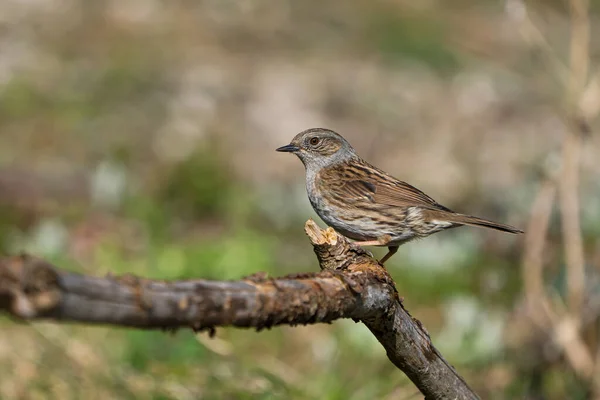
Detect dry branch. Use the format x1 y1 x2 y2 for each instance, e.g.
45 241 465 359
0 219 479 400
514 0 600 396
562 0 589 319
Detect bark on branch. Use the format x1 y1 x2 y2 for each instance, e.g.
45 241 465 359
0 219 479 400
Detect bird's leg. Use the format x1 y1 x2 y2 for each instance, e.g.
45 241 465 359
353 234 392 247
379 245 399 264
353 236 397 264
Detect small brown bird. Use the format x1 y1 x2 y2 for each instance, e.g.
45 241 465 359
277 128 523 264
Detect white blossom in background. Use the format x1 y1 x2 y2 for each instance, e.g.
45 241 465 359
90 160 128 210
29 218 69 256
437 295 506 361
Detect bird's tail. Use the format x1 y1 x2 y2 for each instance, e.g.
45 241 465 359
447 214 523 234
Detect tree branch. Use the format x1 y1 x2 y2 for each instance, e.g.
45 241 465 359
0 219 479 400
561 0 589 320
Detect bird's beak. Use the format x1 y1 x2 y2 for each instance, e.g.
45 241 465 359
276 144 300 153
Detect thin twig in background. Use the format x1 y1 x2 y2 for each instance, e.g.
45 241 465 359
561 0 589 319
566 1 600 392
521 177 556 325
515 1 570 87
522 173 555 298
559 129 585 314
517 0 598 393
545 304 595 379
595 347 600 399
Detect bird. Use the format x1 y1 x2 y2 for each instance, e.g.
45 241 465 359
276 128 523 264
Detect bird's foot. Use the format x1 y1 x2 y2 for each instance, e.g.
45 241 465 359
379 245 399 264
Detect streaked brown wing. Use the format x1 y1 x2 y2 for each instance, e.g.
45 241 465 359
372 181 449 209
318 159 453 212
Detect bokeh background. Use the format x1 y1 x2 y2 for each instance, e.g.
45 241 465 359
1 0 599 399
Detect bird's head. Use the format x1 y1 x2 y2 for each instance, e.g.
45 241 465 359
276 128 356 169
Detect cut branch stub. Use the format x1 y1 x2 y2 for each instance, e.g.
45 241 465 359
304 219 376 271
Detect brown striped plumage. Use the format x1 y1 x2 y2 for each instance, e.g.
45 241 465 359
276 128 523 264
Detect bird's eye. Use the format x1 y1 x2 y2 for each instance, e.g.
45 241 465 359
309 137 320 146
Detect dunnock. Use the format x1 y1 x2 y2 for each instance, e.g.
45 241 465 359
277 128 522 264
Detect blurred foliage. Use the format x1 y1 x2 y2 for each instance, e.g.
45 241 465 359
367 11 460 73
0 205 25 253
159 147 233 222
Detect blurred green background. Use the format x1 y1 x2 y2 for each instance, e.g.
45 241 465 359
1 0 599 399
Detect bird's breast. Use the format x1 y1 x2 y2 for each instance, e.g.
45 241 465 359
306 176 379 242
